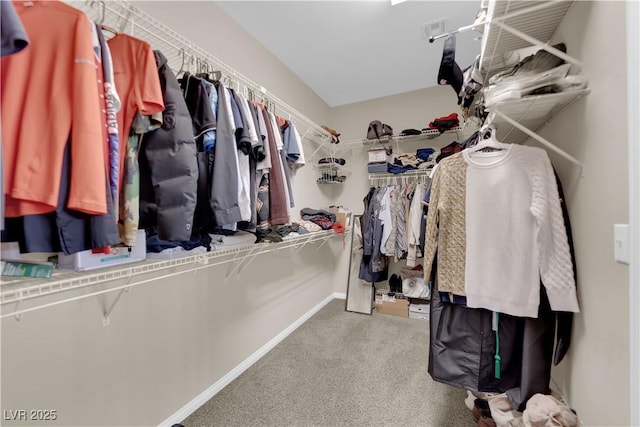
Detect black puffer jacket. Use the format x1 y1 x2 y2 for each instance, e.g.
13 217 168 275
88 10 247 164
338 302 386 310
139 50 198 241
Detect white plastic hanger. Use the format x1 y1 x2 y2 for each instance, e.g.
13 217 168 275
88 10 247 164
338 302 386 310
467 124 511 153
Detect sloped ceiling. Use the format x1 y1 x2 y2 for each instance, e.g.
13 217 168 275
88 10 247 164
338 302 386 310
216 0 483 107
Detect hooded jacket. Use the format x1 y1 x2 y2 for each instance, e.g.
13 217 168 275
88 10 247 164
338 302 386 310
139 50 198 241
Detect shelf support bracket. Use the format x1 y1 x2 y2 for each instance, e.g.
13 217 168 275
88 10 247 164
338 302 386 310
236 251 262 279
315 238 330 252
103 275 133 326
13 300 22 322
293 235 314 254
225 246 258 281
492 108 584 168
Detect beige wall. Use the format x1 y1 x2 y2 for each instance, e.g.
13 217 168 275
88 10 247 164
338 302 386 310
534 2 629 426
0 1 633 426
0 2 347 426
0 248 345 426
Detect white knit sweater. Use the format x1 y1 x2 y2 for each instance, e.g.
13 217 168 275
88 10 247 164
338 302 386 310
423 145 579 318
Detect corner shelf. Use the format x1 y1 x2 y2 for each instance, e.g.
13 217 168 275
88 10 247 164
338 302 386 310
479 0 587 168
488 88 590 144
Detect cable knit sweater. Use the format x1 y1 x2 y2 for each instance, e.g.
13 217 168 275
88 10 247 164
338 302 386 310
423 145 579 318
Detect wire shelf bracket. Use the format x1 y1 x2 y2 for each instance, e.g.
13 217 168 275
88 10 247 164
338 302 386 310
491 107 583 168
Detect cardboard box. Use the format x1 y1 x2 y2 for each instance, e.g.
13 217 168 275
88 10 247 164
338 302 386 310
375 294 409 317
58 230 146 272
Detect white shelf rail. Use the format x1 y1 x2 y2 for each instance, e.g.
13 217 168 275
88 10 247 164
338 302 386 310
340 127 464 148
368 170 432 186
67 0 333 146
0 230 349 321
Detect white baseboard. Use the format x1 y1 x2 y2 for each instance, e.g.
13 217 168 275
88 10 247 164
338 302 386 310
158 292 343 426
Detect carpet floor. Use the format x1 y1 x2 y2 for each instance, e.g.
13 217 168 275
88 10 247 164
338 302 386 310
182 298 474 427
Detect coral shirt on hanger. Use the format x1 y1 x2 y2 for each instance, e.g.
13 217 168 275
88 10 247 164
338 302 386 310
1 0 107 217
107 33 164 194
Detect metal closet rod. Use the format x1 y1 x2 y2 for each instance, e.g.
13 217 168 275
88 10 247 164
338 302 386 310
84 0 330 140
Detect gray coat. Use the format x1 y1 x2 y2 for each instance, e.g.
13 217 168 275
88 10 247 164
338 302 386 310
139 50 198 241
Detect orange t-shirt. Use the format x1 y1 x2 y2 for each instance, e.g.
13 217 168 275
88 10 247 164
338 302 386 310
107 33 164 193
1 0 107 217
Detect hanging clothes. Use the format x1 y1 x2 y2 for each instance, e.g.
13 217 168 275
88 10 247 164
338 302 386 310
210 81 243 226
107 33 164 206
232 90 260 230
406 183 427 267
122 111 162 246
180 72 216 147
425 144 579 411
1 10 121 254
359 187 388 283
2 1 107 217
258 104 289 226
423 145 579 317
137 50 198 242
0 0 29 230
229 88 253 223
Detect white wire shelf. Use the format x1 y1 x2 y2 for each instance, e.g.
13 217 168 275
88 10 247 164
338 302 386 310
487 89 590 162
65 0 333 145
476 0 587 167
339 127 463 148
368 169 432 185
365 127 463 144
480 1 574 78
0 229 348 319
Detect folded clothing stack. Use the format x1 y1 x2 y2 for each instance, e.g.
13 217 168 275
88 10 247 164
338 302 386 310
427 113 460 134
210 230 257 250
300 208 336 230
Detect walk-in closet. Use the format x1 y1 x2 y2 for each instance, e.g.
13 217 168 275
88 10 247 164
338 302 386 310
1 1 638 426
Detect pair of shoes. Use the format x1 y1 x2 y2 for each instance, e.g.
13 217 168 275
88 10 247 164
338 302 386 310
322 125 341 144
389 274 402 294
472 399 496 427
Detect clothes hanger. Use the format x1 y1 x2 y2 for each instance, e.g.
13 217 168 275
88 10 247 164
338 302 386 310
176 48 187 77
467 124 511 153
96 1 118 35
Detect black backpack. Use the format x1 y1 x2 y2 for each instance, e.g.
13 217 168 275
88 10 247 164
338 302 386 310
367 120 393 140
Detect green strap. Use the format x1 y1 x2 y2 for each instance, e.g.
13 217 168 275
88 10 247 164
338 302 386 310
493 312 501 379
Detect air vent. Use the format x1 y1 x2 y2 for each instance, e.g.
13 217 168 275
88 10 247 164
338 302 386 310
423 18 447 39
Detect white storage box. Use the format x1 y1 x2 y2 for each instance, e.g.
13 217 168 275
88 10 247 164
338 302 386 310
58 230 146 272
409 311 429 321
409 303 430 321
368 148 387 163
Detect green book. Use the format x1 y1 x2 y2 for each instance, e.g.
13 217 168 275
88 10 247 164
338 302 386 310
1 259 54 278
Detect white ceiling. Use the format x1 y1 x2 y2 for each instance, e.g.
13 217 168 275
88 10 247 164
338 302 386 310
216 0 483 107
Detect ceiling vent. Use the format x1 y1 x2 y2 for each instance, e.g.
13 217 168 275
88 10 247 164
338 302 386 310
423 18 447 40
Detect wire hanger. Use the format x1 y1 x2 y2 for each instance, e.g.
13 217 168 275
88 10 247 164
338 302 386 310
176 48 187 77
95 1 118 35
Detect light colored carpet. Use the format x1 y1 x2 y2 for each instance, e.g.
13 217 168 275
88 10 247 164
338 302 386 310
182 298 474 427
